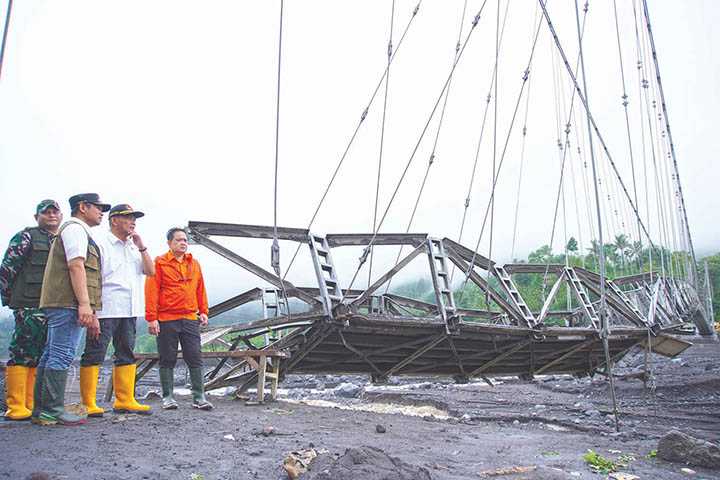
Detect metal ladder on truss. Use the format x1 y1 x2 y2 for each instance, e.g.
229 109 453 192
607 279 648 326
565 267 600 329
493 265 536 327
262 287 288 343
426 238 459 332
308 234 342 319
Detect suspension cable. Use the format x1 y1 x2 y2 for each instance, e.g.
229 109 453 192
271 0 284 268
368 0 397 288
283 1 422 279
386 0 480 293
542 6 589 292
485 0 501 307
0 0 13 81
631 0 653 279
451 0 512 285
538 0 656 257
510 59 533 261
456 7 546 306
343 0 491 297
572 0 619 432
270 0 291 318
612 0 642 246
641 0 698 287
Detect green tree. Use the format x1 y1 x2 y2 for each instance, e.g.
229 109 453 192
566 237 578 254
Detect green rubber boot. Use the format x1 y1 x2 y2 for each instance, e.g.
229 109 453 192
159 368 178 410
30 366 45 422
189 368 213 411
35 369 86 426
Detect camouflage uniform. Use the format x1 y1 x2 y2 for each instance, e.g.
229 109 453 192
1 229 54 367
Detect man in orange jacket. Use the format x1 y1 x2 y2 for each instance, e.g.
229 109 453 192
145 227 212 410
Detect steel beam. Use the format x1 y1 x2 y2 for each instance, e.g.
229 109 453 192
446 247 525 324
188 221 309 242
189 230 321 308
349 244 426 309
326 232 428 247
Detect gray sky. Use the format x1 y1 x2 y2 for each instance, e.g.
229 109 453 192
0 1 717 302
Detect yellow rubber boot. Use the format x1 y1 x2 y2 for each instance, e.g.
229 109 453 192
113 364 151 415
4 365 31 421
25 367 37 413
80 365 105 417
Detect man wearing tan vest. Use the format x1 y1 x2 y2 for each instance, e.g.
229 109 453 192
34 193 110 426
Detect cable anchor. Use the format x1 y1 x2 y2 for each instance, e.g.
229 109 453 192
271 238 281 278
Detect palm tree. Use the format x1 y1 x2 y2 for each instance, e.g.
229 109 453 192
614 234 630 274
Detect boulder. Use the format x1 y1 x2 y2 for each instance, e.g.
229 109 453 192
304 446 432 480
334 382 362 399
657 430 720 469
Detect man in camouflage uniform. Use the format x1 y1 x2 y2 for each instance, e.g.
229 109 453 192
1 199 62 420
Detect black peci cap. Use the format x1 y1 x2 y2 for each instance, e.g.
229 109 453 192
68 193 111 212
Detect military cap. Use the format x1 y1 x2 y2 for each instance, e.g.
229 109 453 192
108 204 145 219
36 199 60 214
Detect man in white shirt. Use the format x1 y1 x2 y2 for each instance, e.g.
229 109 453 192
79 204 155 416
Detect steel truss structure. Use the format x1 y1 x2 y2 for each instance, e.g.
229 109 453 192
187 221 708 394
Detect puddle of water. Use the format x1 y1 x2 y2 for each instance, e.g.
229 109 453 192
283 398 451 420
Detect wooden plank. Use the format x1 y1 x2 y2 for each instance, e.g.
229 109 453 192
534 339 596 374
134 350 289 360
383 334 447 377
257 355 267 403
467 339 533 376
270 359 280 400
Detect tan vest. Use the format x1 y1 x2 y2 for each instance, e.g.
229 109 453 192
39 220 102 310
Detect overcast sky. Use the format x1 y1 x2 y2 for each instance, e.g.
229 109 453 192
0 1 717 303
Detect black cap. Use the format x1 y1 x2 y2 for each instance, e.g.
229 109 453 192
68 193 111 212
108 204 145 219
36 199 60 214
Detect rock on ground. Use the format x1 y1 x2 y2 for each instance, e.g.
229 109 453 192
302 446 432 480
657 430 720 469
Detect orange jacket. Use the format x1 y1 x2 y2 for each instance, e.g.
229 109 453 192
145 251 209 322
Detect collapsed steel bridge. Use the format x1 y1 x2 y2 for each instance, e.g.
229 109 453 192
187 221 708 393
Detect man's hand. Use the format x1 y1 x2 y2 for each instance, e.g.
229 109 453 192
129 232 145 250
199 313 209 327
78 304 94 328
148 320 160 336
87 314 101 340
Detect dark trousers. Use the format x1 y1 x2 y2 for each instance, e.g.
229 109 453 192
156 319 202 369
80 317 137 366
